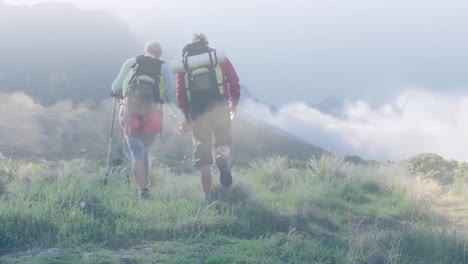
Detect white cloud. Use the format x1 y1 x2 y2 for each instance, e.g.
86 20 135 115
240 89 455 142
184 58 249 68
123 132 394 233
240 89 468 162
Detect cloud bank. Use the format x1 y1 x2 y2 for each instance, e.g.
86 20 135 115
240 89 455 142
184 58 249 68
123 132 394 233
240 89 468 162
2 89 468 162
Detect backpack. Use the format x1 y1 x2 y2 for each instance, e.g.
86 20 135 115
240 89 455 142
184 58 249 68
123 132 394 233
182 43 224 102
124 55 164 115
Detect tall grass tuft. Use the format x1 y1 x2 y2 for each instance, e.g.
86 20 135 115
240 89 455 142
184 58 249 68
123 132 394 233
249 157 294 192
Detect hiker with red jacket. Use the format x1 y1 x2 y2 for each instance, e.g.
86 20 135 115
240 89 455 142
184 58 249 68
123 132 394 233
176 33 241 201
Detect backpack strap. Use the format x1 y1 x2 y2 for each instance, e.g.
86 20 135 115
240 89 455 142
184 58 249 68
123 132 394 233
126 58 140 90
208 50 214 65
182 55 193 102
207 51 223 94
213 50 219 64
209 50 225 93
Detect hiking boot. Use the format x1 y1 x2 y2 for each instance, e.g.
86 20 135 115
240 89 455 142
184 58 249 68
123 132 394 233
138 188 150 200
216 155 232 187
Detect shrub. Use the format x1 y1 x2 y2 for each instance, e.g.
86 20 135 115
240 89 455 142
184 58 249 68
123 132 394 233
403 153 456 185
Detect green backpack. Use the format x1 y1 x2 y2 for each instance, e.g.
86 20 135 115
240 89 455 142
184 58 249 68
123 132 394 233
182 43 224 102
123 55 164 114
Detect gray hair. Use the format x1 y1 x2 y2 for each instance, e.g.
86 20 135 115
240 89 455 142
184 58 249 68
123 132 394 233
192 33 208 45
144 41 162 56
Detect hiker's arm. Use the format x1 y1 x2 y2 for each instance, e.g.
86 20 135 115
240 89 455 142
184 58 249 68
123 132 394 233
176 72 190 121
161 63 186 124
111 58 135 95
220 59 241 107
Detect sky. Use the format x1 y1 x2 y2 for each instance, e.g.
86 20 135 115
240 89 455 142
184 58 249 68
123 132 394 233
6 0 468 106
4 0 468 161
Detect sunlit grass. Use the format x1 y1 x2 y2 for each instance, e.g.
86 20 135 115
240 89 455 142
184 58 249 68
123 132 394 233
0 157 467 263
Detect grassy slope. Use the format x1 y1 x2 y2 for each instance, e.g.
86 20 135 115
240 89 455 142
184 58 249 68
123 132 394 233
0 157 467 264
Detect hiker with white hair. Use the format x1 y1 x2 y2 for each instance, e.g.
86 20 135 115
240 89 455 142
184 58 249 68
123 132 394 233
111 40 185 199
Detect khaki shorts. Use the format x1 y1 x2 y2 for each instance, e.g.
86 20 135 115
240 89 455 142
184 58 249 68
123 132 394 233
191 103 231 168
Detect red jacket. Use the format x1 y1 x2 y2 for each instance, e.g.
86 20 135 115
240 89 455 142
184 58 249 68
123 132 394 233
176 58 240 120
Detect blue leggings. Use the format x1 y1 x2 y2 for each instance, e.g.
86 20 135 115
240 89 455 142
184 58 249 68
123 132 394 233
126 135 157 164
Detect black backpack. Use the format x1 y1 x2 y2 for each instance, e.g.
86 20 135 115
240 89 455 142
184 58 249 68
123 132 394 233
182 42 223 99
125 55 164 114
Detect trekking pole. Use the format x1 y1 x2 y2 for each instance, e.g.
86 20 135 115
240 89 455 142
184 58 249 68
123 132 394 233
104 97 118 185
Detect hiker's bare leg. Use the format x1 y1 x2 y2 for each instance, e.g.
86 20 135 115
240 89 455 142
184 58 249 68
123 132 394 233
214 144 232 187
215 145 231 162
144 151 150 178
191 113 214 199
133 160 147 189
212 104 233 187
199 164 212 199
126 137 148 191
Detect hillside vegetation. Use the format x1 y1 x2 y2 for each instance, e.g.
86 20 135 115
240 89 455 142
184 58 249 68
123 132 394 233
0 93 326 165
0 2 137 105
0 155 467 263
